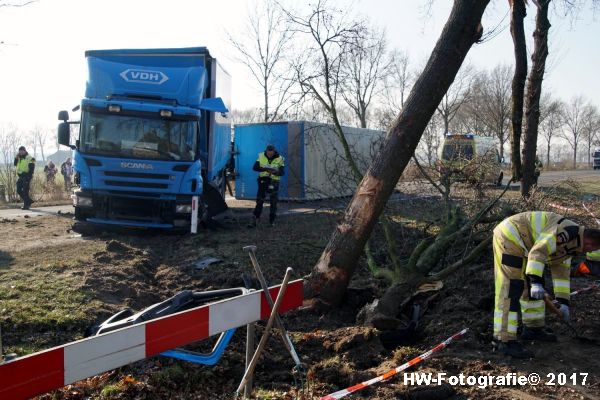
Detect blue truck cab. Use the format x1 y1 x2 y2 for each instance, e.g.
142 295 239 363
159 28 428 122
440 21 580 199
57 47 231 229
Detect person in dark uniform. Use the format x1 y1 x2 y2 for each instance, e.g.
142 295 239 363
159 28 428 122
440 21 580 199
14 146 36 210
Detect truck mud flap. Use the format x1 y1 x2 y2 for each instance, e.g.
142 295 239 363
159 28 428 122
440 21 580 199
202 183 228 218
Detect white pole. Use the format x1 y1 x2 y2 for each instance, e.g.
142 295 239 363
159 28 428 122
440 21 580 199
191 196 198 234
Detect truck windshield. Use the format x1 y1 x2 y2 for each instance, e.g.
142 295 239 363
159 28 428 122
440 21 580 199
442 143 474 161
81 111 196 161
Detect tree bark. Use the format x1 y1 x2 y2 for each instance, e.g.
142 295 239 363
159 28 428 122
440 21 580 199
521 1 551 197
305 0 490 306
509 0 527 181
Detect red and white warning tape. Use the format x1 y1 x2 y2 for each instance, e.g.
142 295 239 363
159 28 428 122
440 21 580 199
548 202 576 213
582 202 600 227
0 280 303 400
571 282 599 296
320 328 468 400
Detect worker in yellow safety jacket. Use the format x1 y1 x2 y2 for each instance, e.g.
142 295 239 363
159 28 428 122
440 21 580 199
248 144 285 227
13 146 36 210
493 211 600 358
574 249 600 276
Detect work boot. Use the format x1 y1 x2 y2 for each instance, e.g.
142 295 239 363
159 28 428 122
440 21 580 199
21 204 29 210
521 326 557 342
495 340 534 359
247 217 258 228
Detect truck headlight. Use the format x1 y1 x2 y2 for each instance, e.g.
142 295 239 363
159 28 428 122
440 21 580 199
176 204 192 213
73 195 93 207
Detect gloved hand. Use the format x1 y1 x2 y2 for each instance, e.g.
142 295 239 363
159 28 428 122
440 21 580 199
558 303 570 322
530 283 545 300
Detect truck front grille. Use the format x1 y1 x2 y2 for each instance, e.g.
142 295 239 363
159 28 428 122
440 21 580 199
102 170 173 191
104 171 171 180
105 180 169 189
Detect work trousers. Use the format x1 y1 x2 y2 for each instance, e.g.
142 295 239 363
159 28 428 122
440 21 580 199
252 177 279 224
16 174 32 205
493 232 546 342
63 174 71 191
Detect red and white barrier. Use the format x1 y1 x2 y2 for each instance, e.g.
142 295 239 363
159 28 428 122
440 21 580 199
0 279 303 400
320 328 468 400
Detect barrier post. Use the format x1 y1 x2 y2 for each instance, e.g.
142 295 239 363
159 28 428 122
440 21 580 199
191 196 199 234
244 322 255 398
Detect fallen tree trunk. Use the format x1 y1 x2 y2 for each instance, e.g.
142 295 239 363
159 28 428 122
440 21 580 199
305 0 490 307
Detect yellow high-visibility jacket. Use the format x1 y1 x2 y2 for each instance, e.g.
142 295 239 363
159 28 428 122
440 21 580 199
494 211 583 301
256 152 285 181
15 154 35 176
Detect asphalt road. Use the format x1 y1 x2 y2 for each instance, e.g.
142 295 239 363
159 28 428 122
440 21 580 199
0 204 74 219
1 169 597 219
498 168 599 187
537 169 599 184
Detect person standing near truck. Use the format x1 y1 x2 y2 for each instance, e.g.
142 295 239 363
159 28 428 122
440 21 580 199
248 144 285 227
44 160 58 184
14 146 35 210
61 158 73 191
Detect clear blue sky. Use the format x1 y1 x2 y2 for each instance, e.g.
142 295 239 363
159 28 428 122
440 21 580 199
0 0 598 131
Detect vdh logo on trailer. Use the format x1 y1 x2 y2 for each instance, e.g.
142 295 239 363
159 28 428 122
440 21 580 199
120 69 169 84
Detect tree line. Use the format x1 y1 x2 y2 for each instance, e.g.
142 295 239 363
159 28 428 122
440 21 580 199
228 0 600 171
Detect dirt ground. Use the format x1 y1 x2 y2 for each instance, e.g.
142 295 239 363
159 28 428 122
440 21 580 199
1 195 600 400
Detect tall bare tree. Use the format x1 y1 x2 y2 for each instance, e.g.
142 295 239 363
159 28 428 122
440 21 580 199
581 104 600 167
379 50 413 120
539 97 563 167
30 125 49 162
451 72 486 136
521 0 552 196
418 113 443 166
561 95 588 169
509 0 528 180
0 123 20 201
227 0 295 122
479 64 512 159
341 27 389 129
286 0 365 181
305 0 490 306
436 65 475 134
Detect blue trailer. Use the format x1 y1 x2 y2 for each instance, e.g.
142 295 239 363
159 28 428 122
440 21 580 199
234 121 385 201
57 47 231 229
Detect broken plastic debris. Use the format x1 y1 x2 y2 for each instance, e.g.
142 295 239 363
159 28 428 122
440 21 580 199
195 257 222 270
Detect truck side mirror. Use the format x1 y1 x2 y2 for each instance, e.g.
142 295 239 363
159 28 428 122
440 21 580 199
57 122 72 148
58 110 70 121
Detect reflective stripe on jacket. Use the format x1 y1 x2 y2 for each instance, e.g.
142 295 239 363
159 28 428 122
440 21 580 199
586 249 600 261
15 155 35 176
494 211 582 301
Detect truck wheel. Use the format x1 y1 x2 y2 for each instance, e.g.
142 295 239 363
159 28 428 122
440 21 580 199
496 171 504 187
